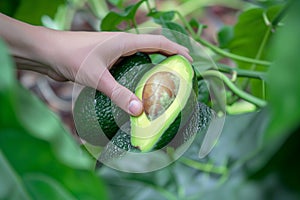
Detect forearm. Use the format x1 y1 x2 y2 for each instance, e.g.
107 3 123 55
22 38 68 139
0 13 54 73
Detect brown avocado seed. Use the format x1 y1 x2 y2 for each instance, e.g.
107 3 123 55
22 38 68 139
142 72 179 120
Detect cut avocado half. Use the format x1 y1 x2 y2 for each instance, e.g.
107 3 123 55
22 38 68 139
130 55 195 152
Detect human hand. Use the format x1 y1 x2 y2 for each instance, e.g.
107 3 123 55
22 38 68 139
36 30 192 116
0 14 192 116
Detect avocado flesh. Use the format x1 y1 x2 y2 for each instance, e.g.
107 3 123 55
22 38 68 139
131 55 195 152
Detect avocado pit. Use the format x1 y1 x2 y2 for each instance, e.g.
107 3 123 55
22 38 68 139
142 72 179 120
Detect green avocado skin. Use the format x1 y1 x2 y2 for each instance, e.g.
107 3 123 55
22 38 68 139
109 102 211 152
152 73 198 150
76 53 210 152
94 53 151 140
110 66 204 152
74 53 151 145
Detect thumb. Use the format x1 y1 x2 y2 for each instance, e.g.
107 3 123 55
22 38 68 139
98 70 143 116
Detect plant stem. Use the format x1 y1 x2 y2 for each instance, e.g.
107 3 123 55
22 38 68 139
179 157 228 176
240 12 272 97
201 70 267 107
175 12 271 66
132 19 140 34
197 37 271 66
145 0 152 12
176 11 196 38
216 63 267 80
272 0 295 27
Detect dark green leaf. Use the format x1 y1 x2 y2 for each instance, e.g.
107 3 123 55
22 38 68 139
13 0 64 25
197 79 210 105
100 11 125 31
0 128 107 199
24 174 77 200
189 18 207 36
123 0 146 20
0 43 107 199
148 10 175 24
217 25 234 48
0 39 18 128
0 152 30 200
266 0 300 143
0 0 21 16
101 0 146 31
189 18 200 29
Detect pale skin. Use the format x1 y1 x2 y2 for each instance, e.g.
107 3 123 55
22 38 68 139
0 13 192 116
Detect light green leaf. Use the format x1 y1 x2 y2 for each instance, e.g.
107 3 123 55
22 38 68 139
108 0 124 9
0 39 15 92
15 83 92 169
226 6 281 98
0 42 107 199
161 21 191 48
24 174 77 200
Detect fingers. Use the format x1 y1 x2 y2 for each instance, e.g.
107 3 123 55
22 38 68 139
119 33 193 62
97 69 143 116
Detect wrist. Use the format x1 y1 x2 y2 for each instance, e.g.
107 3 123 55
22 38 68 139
0 14 57 74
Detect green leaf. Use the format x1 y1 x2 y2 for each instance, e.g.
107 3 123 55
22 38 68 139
217 25 234 48
161 21 191 48
266 0 300 142
100 11 126 31
189 18 207 36
124 0 146 20
98 109 297 199
0 151 30 200
0 39 15 92
24 174 77 200
0 39 18 128
15 85 92 169
0 128 107 199
0 0 21 16
226 6 281 98
0 43 107 199
197 79 210 105
148 10 176 24
13 0 65 25
101 0 146 31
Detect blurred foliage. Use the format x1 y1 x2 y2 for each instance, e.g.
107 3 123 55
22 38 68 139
1 0 300 199
225 6 281 98
0 0 65 25
0 40 107 199
95 0 300 199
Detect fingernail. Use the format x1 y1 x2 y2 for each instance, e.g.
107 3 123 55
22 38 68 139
129 100 143 116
